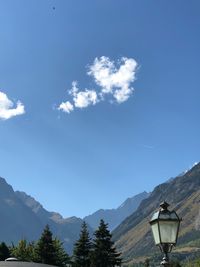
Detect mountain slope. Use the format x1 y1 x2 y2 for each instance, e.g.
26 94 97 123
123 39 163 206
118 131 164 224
0 178 91 254
112 163 200 263
0 178 43 243
84 192 149 230
15 191 93 253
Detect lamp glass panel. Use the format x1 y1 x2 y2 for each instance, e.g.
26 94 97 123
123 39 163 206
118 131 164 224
159 221 179 243
151 222 160 245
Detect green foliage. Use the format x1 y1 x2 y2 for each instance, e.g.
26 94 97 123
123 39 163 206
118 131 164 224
34 225 56 265
183 258 200 267
10 239 35 262
9 225 70 266
34 224 70 266
90 219 122 267
0 242 10 261
169 260 182 267
53 238 71 267
73 221 92 267
178 231 200 247
180 238 200 248
0 221 123 267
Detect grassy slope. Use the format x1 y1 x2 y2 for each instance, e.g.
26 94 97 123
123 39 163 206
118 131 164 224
113 164 200 264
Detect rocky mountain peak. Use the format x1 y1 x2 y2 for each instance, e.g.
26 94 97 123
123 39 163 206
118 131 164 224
15 191 44 214
0 177 14 198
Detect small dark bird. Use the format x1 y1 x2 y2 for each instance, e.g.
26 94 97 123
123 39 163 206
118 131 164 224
53 6 55 10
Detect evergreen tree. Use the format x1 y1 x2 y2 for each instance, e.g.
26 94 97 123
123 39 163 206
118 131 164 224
0 242 10 261
90 219 122 267
144 258 150 267
73 221 92 267
53 238 71 267
10 239 35 262
35 225 70 266
35 225 56 265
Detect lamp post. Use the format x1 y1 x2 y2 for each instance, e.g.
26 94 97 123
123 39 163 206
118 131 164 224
149 202 181 266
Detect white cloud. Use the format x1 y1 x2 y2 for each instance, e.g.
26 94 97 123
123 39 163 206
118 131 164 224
0 91 25 120
74 90 98 108
58 82 98 113
114 86 133 103
58 101 74 113
88 56 137 103
69 81 98 108
58 56 138 113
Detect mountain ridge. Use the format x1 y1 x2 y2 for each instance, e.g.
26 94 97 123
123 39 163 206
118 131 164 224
84 191 150 230
0 176 149 255
0 178 90 254
1 162 199 262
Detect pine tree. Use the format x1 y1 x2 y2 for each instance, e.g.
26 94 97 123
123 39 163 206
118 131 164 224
90 219 122 267
35 225 70 266
53 238 71 267
10 239 35 262
73 221 92 267
35 225 56 265
0 242 10 261
144 258 150 267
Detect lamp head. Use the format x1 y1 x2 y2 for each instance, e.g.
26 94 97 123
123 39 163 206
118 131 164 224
149 202 181 249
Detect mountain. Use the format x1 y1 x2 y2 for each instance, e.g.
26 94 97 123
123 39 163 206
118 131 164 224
0 178 42 243
0 176 149 255
84 191 150 230
112 163 200 264
14 191 94 254
0 178 92 254
2 162 200 263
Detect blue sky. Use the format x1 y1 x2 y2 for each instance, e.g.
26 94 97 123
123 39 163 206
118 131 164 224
0 0 200 218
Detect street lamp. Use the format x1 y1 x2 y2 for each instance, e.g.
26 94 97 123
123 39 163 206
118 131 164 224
149 201 181 266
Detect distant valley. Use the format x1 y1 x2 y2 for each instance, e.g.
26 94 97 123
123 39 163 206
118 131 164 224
0 177 147 254
0 162 200 263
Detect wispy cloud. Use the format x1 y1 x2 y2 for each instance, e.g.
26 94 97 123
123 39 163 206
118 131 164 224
140 144 154 149
58 56 138 113
0 91 25 120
